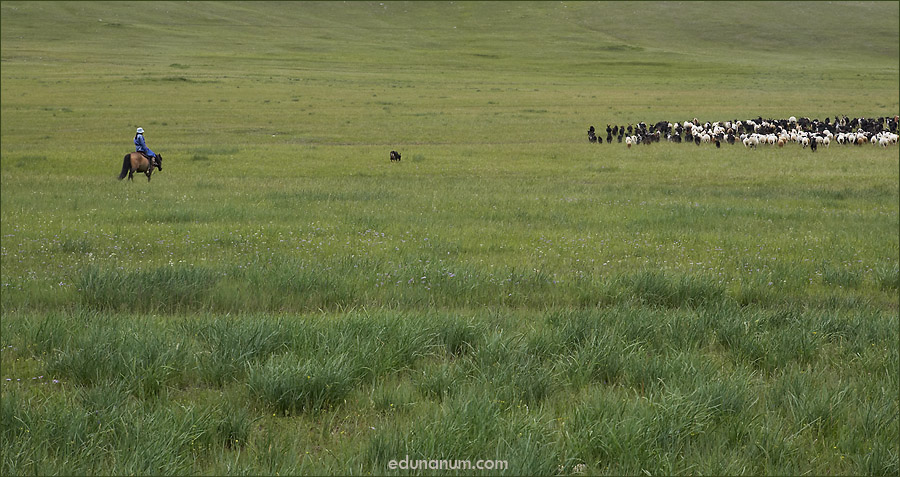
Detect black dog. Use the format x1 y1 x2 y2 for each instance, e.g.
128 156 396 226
390 150 401 162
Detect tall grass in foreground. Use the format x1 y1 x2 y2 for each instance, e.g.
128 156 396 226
248 352 359 416
2 306 896 475
1 381 256 475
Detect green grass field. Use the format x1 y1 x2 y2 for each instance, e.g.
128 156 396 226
2 1 898 475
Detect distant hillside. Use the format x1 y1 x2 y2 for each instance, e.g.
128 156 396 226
2 1 897 72
1 1 897 142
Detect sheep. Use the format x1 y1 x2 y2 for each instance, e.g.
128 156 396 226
878 133 896 147
712 125 725 138
592 115 899 149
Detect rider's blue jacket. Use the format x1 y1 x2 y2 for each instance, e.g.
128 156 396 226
134 134 156 157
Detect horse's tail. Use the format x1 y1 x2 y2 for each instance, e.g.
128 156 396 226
118 153 130 180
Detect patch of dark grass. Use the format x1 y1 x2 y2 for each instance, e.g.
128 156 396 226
619 269 727 308
13 155 47 168
873 263 899 291
186 315 293 385
77 265 220 312
59 237 92 254
248 352 357 415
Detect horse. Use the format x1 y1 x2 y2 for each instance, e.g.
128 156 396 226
118 152 162 181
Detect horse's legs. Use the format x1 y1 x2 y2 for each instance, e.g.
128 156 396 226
128 169 134 181
146 171 152 182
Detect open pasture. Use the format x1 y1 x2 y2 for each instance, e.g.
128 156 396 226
2 2 898 475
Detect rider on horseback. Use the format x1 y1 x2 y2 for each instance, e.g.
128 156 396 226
134 127 158 167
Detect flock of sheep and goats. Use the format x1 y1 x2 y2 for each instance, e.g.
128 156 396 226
588 115 899 150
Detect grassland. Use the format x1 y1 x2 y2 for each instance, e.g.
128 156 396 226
2 1 899 475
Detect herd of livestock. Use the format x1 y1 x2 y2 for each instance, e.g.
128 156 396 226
588 115 900 150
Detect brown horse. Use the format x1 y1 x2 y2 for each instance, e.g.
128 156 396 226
118 152 163 181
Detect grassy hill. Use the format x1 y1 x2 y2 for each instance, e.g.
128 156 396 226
2 1 898 149
4 2 898 66
1 2 898 475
